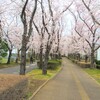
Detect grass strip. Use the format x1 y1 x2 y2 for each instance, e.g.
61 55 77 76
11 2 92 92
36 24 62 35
84 68 100 84
26 66 61 99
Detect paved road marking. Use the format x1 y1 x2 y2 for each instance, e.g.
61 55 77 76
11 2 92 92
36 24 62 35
70 66 90 100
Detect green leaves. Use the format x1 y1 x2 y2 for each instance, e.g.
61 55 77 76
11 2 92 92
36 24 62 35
0 39 8 57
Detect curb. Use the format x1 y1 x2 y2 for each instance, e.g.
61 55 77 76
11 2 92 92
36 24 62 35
28 67 63 100
69 58 100 86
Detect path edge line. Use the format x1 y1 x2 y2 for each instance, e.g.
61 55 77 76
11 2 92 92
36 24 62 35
69 58 100 86
28 67 63 100
82 69 100 86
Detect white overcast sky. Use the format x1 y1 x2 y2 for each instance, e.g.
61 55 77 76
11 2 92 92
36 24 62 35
0 0 75 35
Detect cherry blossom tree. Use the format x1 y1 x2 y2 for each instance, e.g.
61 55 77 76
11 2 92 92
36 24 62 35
41 0 74 74
31 0 74 74
10 26 22 63
19 0 38 75
81 0 100 26
1 20 14 64
68 0 100 67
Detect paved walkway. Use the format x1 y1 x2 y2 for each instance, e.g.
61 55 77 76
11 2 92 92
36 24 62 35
0 62 37 74
32 58 100 100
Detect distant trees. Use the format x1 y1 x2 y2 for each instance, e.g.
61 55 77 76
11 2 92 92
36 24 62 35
35 0 73 74
77 0 100 68
0 0 100 74
0 20 8 63
0 40 8 62
68 0 100 68
31 0 74 74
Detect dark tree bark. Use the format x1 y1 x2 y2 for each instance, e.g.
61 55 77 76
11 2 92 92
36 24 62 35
91 53 95 68
56 22 62 59
90 45 95 68
7 49 12 64
20 0 37 75
42 45 50 75
30 50 35 62
33 21 44 69
15 49 20 63
85 55 88 63
39 44 43 69
40 0 73 74
78 53 81 61
20 35 27 75
41 0 54 75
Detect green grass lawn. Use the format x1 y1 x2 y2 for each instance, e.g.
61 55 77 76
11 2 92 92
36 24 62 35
84 68 100 84
1 58 7 63
25 66 62 99
0 58 19 69
0 58 31 69
0 62 19 69
27 66 61 80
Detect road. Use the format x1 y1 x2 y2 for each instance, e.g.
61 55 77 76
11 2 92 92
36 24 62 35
32 58 100 100
0 62 37 74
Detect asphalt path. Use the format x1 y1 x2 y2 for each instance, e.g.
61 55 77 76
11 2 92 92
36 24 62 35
32 58 100 100
0 62 37 74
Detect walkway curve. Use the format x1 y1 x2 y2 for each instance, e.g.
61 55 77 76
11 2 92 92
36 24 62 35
32 58 100 100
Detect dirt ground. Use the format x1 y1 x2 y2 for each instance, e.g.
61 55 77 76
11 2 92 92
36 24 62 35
24 78 46 99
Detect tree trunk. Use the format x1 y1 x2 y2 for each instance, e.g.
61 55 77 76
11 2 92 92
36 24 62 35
42 46 49 75
20 36 27 75
85 55 88 63
35 53 39 60
39 44 43 69
90 52 95 68
42 54 48 75
58 52 61 59
78 54 81 61
90 41 95 68
7 49 12 64
33 51 35 61
16 50 20 63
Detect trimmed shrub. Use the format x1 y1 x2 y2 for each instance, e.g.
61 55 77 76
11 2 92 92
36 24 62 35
37 59 62 70
71 59 91 68
48 60 61 69
95 60 100 65
95 60 100 69
78 63 90 68
26 58 30 62
96 65 100 69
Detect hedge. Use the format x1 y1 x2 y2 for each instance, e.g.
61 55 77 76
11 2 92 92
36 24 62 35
37 59 62 70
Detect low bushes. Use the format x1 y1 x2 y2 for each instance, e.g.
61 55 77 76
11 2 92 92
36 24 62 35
26 65 62 99
0 74 28 100
95 60 100 69
96 65 100 69
78 62 91 68
48 59 62 69
37 59 62 70
70 59 100 69
95 60 100 65
70 59 91 68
